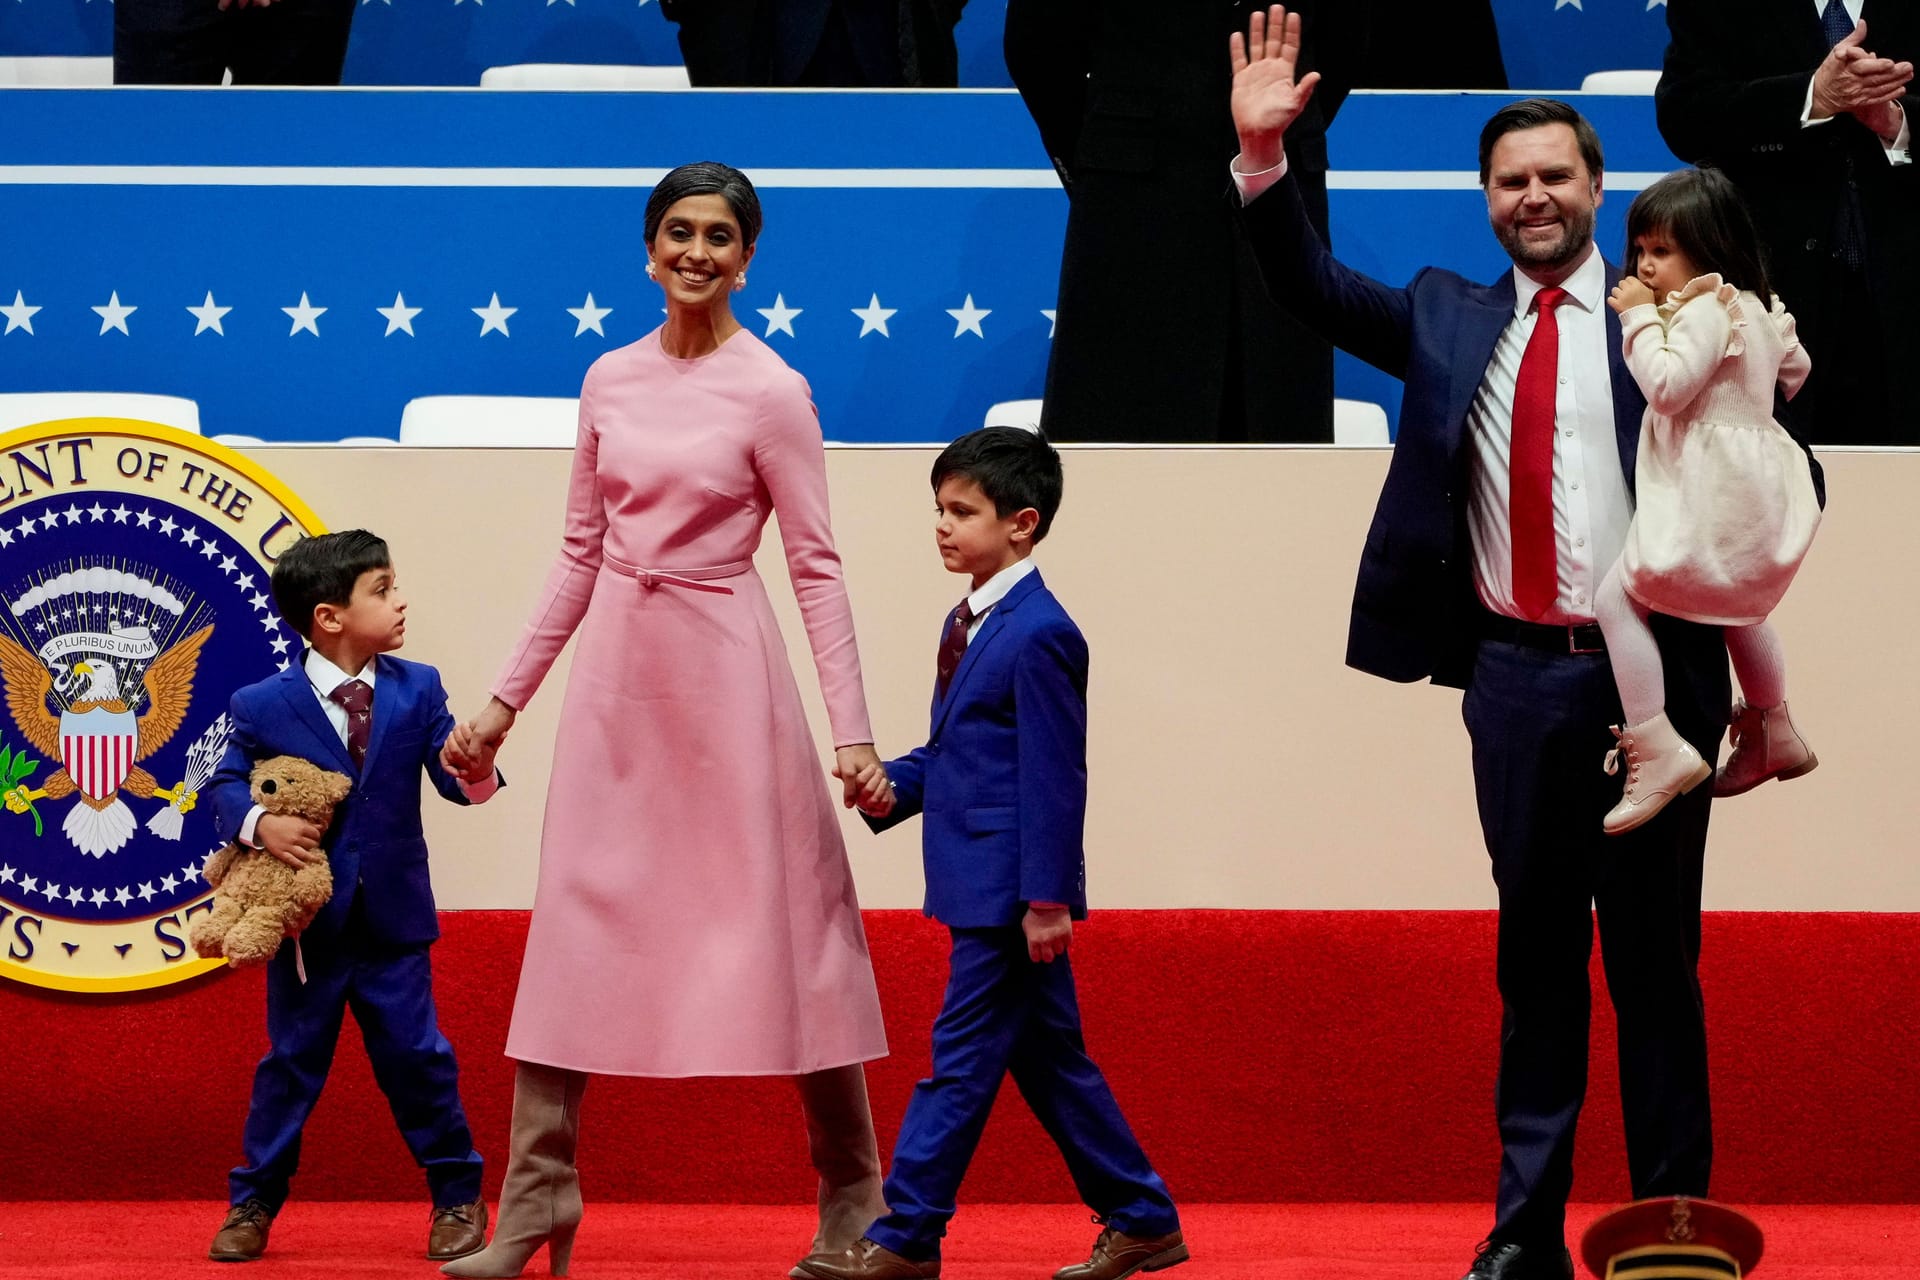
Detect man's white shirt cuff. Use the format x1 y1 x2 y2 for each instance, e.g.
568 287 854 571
1230 151 1289 203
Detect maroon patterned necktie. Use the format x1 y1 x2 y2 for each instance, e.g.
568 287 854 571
328 679 373 768
934 598 975 703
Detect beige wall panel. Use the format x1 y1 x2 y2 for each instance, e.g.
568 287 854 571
238 445 1920 912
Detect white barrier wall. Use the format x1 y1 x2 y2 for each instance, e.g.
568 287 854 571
235 445 1920 912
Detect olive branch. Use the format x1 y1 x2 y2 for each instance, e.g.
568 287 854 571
0 739 44 838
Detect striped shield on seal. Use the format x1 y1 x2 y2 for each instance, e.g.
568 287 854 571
59 708 139 801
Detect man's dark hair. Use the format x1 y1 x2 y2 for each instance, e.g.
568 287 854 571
270 530 391 640
930 428 1064 544
643 161 764 250
1478 98 1605 186
1625 165 1775 310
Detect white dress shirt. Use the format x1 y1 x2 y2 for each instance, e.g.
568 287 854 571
1803 0 1912 164
240 649 498 846
1464 248 1632 625
963 557 1038 642
1231 156 1632 626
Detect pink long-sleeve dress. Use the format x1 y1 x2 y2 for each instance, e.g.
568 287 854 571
490 328 887 1077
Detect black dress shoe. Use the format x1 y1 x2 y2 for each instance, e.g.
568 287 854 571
1462 1239 1575 1280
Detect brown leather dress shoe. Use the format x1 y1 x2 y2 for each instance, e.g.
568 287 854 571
1052 1227 1189 1280
427 1199 489 1260
209 1199 274 1262
796 1237 941 1280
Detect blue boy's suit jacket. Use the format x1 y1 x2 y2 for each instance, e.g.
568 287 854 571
1235 170 1824 692
206 654 475 947
865 568 1089 927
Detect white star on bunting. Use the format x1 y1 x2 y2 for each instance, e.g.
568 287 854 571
2 290 40 335
378 292 423 337
1555 0 1581 8
852 294 896 338
568 293 612 337
92 292 136 336
1646 0 1666 7
187 291 232 336
1041 309 1057 338
282 292 326 336
756 294 802 338
474 293 516 337
946 295 990 338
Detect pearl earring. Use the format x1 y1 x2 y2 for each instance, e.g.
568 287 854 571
734 272 748 291
646 261 658 279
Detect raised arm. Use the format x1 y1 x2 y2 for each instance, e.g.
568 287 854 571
1616 288 1736 419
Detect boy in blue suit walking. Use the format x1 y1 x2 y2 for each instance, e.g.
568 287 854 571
203 531 499 1264
804 429 1185 1280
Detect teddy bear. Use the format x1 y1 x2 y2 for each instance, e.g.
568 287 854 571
189 755 352 968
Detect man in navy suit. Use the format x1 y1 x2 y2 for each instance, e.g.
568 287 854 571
203 531 499 1264
802 429 1185 1280
1225 10 1798 1278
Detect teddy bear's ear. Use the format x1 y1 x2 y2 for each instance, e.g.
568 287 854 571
327 772 354 805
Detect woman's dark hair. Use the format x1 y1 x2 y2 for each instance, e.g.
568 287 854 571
930 427 1065 544
1624 166 1774 308
1477 98 1604 186
642 161 764 249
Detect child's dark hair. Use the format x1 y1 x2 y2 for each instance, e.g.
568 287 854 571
930 428 1064 543
270 530 391 640
1625 166 1774 309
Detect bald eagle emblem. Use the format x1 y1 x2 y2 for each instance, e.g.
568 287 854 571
0 565 215 857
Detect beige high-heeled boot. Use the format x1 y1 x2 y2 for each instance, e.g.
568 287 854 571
441 1061 588 1279
1714 699 1818 797
1603 711 1713 835
790 1063 889 1276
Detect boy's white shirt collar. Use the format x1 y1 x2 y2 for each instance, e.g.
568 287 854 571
965 557 1037 620
304 647 377 694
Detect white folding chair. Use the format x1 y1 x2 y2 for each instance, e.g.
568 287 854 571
0 392 202 433
1332 398 1391 445
1580 70 1662 94
398 396 581 447
0 57 115 87
981 399 1044 432
479 63 693 90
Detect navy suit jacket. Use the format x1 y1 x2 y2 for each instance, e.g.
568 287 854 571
1236 170 1822 690
864 568 1089 927
207 654 476 947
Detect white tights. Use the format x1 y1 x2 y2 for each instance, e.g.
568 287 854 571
1594 562 1787 726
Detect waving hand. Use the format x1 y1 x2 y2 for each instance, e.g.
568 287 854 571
1230 5 1321 173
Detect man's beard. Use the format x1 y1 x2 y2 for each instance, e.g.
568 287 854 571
1495 204 1596 272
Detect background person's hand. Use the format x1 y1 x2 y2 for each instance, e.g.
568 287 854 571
1812 23 1914 119
1230 5 1321 173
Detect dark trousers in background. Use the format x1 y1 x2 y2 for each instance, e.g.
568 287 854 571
865 927 1179 1260
229 900 483 1212
114 0 356 85
1462 618 1730 1249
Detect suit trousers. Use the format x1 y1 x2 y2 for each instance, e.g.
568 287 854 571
229 900 482 1211
114 0 355 85
865 927 1178 1259
1462 620 1729 1248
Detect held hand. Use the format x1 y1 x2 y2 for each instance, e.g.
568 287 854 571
850 762 895 818
832 744 892 811
468 697 517 750
1609 277 1657 313
257 814 326 871
1229 5 1321 173
1022 905 1073 963
441 722 498 785
1812 23 1914 119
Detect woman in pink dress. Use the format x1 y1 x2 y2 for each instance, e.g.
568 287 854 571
441 162 894 1279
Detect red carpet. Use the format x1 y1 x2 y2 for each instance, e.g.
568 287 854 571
4 910 1917 1202
0 1202 1915 1279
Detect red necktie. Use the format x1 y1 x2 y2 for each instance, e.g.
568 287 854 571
1509 286 1569 620
328 679 373 768
934 598 974 703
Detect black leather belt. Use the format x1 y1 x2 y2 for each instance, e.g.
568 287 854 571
1482 611 1607 654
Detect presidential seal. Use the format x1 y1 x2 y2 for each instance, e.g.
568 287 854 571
0 418 323 992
